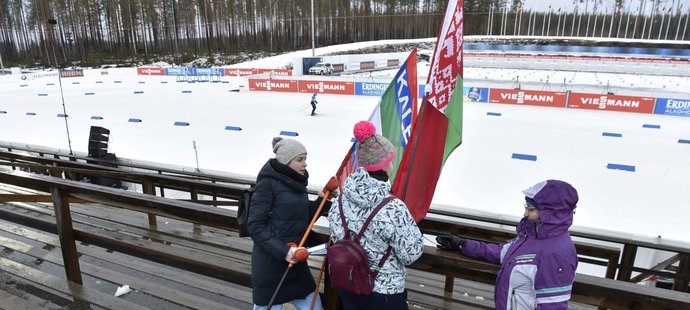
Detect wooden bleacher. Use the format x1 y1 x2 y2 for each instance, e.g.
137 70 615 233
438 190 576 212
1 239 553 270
1 146 690 309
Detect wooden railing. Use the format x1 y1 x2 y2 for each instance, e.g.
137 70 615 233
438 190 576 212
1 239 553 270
2 145 690 308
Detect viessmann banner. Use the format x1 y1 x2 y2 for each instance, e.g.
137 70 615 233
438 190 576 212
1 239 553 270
137 67 166 75
247 79 298 92
298 80 355 95
568 93 655 113
489 88 567 107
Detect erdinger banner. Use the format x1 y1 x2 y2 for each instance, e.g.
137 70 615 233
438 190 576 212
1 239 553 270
137 67 165 75
569 93 655 113
248 79 298 92
654 98 690 117
356 82 389 96
298 80 355 95
489 88 567 107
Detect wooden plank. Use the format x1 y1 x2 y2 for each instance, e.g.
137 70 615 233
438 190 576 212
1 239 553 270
0 223 254 304
674 253 690 292
616 244 638 281
0 201 253 286
0 194 89 203
0 290 45 310
0 235 245 310
50 186 82 285
0 256 149 310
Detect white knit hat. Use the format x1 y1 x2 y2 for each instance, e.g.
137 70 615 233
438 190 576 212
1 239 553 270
272 137 307 165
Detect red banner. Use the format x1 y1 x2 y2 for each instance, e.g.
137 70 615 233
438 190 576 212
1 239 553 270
298 80 355 95
256 68 292 76
137 67 165 75
248 79 298 92
568 93 655 113
489 88 567 107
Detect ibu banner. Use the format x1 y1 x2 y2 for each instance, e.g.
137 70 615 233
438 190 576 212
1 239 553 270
489 88 567 107
463 86 489 103
248 79 298 92
569 93 655 113
356 82 389 96
654 98 690 117
137 67 165 76
298 80 355 95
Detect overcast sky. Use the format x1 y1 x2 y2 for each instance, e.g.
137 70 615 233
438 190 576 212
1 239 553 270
506 0 690 14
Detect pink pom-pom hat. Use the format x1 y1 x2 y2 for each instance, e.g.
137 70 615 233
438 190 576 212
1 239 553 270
352 121 396 172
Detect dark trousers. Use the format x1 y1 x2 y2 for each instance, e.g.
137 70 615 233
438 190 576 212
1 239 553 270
339 289 408 310
310 102 316 115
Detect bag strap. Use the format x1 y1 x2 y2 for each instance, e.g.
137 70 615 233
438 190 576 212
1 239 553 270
338 195 395 240
337 195 395 273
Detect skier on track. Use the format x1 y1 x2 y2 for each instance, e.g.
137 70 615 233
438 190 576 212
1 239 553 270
310 93 318 116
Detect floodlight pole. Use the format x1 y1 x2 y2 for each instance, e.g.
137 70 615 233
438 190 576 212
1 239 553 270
311 0 315 56
50 18 74 156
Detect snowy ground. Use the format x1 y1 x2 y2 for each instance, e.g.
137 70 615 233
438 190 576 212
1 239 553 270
2 40 690 270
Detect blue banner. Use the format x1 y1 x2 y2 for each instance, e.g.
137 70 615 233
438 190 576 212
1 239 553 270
166 68 192 76
196 68 224 76
654 98 690 117
463 86 489 103
355 82 389 96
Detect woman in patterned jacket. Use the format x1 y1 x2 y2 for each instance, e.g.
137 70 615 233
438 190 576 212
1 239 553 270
328 120 424 310
436 179 579 309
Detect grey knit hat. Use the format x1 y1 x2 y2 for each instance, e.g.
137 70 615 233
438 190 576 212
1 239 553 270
272 137 307 165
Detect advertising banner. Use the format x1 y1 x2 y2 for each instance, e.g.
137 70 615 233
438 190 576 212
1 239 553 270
568 92 655 113
137 67 165 76
196 68 224 76
255 68 292 76
387 59 400 67
299 80 355 95
248 79 298 92
60 69 85 78
237 68 255 76
463 86 489 103
332 64 345 73
654 98 690 117
356 82 389 96
489 88 567 107
360 61 375 70
166 67 191 76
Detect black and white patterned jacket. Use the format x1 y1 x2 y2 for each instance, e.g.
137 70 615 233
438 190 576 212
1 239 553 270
327 167 424 294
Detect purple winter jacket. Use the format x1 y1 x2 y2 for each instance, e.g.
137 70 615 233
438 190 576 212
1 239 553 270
461 180 579 309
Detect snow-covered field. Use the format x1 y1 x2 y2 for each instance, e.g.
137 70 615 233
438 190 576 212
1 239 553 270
2 40 689 260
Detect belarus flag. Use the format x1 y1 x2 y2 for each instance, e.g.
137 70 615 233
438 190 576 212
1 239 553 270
392 0 464 223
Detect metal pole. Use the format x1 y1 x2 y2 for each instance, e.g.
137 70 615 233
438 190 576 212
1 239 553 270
311 0 315 57
0 49 4 75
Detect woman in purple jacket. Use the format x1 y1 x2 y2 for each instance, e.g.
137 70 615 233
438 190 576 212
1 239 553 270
436 180 579 309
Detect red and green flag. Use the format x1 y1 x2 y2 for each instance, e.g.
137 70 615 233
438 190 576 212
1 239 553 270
391 0 464 223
